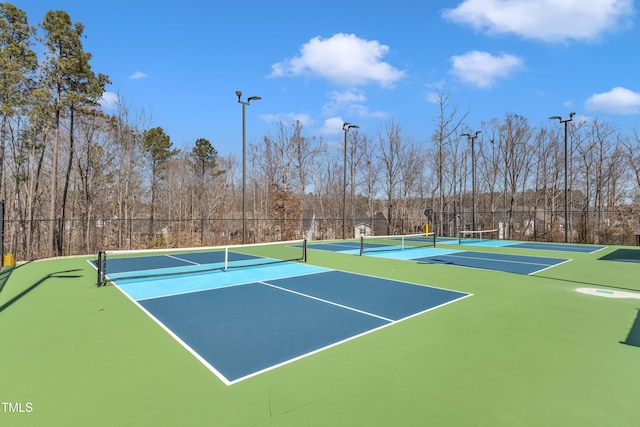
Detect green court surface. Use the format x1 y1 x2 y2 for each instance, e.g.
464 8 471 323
1 242 640 426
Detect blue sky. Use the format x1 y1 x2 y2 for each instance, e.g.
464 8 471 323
14 0 640 156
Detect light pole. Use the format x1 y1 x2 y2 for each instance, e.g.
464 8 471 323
342 122 358 239
461 131 480 231
549 112 575 243
236 91 261 244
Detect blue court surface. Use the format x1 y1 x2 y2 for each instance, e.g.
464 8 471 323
307 240 571 275
503 241 606 253
437 237 605 254
414 251 571 275
108 261 470 385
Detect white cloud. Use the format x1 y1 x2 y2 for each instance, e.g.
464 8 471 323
584 87 640 114
99 91 118 109
322 90 367 115
443 0 634 43
129 71 148 80
319 117 348 135
450 51 524 88
269 33 405 87
260 113 314 127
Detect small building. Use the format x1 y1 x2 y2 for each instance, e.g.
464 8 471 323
354 222 373 238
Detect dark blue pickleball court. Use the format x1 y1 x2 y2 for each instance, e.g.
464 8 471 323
415 251 570 275
126 268 469 385
503 241 605 254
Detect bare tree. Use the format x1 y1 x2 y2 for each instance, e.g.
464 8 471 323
376 119 406 235
428 93 467 236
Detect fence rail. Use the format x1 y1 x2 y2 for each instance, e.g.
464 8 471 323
2 208 639 262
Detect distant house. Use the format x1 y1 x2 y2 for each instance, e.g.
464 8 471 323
354 222 372 238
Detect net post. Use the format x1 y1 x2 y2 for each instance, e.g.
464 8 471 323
96 251 102 287
359 236 364 256
224 247 228 271
431 232 436 248
97 251 106 287
303 239 307 262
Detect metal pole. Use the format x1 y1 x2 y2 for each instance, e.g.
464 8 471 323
236 91 261 245
471 136 476 231
462 131 480 231
242 102 247 244
343 126 347 240
550 113 574 243
563 119 568 243
342 123 358 239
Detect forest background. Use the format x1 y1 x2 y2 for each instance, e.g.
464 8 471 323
2 3 640 263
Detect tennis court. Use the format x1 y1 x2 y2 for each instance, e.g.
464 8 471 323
2 239 640 427
414 251 570 275
437 231 606 254
309 234 570 275
95 244 470 385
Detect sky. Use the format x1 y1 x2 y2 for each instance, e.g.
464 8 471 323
12 0 640 156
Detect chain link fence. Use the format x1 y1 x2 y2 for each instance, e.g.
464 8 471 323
3 207 639 262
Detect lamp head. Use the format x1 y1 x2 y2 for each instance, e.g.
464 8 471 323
248 96 261 102
474 131 481 137
343 122 351 130
569 112 576 118
549 115 562 121
349 125 359 130
235 91 242 101
461 133 470 138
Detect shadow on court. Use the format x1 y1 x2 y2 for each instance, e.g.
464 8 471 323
533 274 640 293
0 267 82 314
0 265 16 294
599 248 640 262
622 309 640 348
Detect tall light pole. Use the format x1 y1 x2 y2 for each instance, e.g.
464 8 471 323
343 122 358 239
549 112 575 243
236 91 261 244
461 131 480 231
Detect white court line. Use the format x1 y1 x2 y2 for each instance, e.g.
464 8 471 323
260 281 395 323
226 288 473 385
435 252 563 267
166 254 202 265
528 258 573 275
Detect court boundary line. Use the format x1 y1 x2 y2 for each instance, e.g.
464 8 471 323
166 253 208 265
434 252 567 267
260 281 395 322
528 258 573 275
109 279 234 386
504 241 609 255
226 282 472 385
108 265 473 386
414 251 572 275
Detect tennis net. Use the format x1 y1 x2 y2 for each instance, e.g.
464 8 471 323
359 232 436 256
458 229 498 244
96 239 307 287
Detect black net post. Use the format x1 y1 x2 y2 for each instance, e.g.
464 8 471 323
303 239 308 262
96 251 105 287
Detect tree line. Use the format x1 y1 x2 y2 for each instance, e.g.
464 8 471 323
2 4 640 261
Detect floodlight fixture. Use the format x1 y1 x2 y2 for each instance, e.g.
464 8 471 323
549 113 576 243
237 91 262 244
461 131 481 231
342 122 359 239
